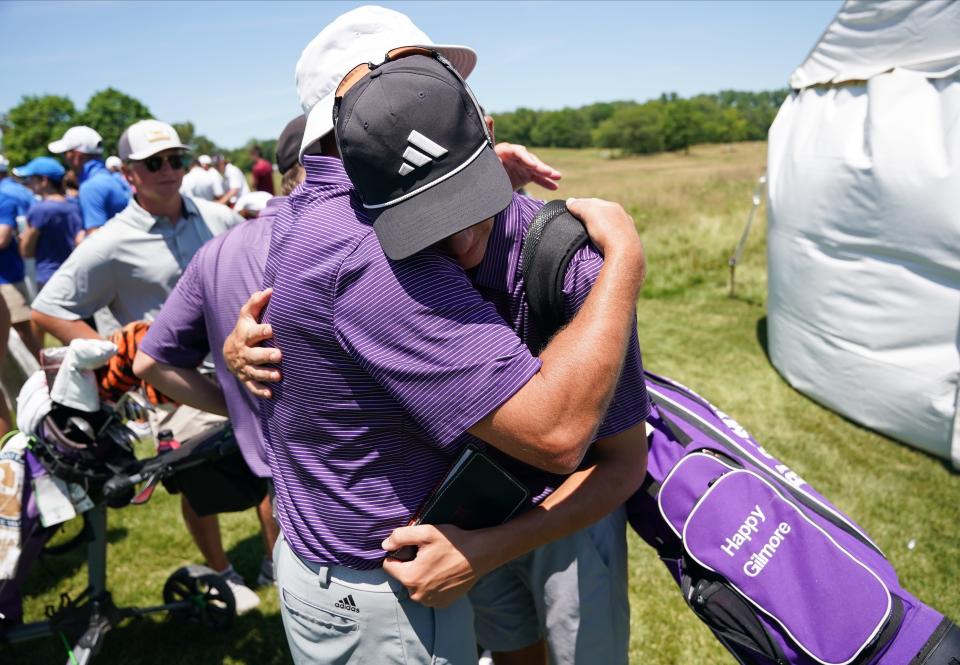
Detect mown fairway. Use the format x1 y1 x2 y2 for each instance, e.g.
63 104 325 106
10 142 959 664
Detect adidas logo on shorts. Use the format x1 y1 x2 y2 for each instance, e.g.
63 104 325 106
335 594 360 613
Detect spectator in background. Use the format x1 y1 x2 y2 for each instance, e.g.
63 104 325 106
48 126 129 234
30 119 258 613
249 145 274 195
14 157 83 290
180 154 222 201
105 155 132 195
213 155 249 206
0 156 41 360
0 155 36 215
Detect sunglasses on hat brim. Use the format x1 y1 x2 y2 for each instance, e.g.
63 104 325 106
334 46 492 145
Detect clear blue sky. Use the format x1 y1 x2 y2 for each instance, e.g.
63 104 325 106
0 0 839 148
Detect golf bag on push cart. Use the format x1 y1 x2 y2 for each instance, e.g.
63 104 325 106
521 200 960 665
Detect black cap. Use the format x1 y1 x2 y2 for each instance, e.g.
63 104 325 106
275 115 308 175
334 54 512 261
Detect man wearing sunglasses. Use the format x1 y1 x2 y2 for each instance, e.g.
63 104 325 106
48 125 130 235
30 119 261 613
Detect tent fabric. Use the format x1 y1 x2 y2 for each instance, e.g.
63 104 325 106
767 0 960 466
790 0 960 89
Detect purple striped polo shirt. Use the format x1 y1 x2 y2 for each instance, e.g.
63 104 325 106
139 196 289 478
468 194 650 503
260 156 543 569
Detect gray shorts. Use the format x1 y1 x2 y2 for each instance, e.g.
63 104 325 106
469 506 629 665
274 533 477 665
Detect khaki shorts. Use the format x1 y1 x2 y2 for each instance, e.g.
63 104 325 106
0 282 32 324
274 534 476 665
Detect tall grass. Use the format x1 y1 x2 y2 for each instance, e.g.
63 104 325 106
8 143 958 664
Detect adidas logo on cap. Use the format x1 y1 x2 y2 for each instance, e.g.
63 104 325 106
335 594 360 613
398 130 447 176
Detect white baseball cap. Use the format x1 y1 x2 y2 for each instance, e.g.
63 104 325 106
48 126 104 155
198 154 213 167
295 5 476 161
105 155 122 171
118 119 189 161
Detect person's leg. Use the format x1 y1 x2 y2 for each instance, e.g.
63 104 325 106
159 405 234 568
154 405 263 610
470 554 546 661
256 492 280 559
2 282 40 360
532 508 630 665
180 495 228 571
255 490 280 586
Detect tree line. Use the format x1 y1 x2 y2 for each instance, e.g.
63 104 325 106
0 88 275 171
491 89 789 155
1 87 789 169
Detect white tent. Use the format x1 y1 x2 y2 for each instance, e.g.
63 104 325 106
766 0 960 466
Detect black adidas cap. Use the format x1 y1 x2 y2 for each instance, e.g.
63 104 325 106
333 54 512 261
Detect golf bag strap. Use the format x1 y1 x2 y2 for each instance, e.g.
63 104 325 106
909 617 960 665
521 200 589 354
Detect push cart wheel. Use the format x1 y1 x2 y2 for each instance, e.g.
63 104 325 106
162 565 236 629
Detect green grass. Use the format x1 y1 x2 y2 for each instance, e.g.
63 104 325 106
8 142 959 664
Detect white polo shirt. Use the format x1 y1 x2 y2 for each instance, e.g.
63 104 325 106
180 166 224 201
223 162 250 203
33 195 242 325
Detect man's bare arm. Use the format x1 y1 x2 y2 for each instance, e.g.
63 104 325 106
32 310 100 344
133 350 229 417
469 198 644 474
0 225 14 250
382 422 649 606
19 226 39 258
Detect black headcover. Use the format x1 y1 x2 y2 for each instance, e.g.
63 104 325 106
520 200 589 354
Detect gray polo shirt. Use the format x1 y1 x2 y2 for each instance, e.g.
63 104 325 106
33 195 241 325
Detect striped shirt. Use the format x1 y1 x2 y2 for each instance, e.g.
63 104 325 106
261 157 542 569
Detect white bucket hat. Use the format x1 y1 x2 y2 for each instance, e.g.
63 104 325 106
118 119 189 161
295 4 476 161
48 126 104 155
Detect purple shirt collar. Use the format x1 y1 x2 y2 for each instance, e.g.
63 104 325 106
303 154 353 188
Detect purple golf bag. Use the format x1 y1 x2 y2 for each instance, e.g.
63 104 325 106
521 201 960 665
628 372 959 665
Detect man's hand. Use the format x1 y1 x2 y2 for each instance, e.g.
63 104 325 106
566 197 645 285
494 142 561 192
381 524 495 608
222 288 281 398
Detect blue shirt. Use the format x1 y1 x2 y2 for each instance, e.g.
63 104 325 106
78 159 130 230
111 170 132 195
26 199 83 284
0 176 34 284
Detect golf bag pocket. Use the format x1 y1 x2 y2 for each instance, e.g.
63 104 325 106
659 452 899 665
